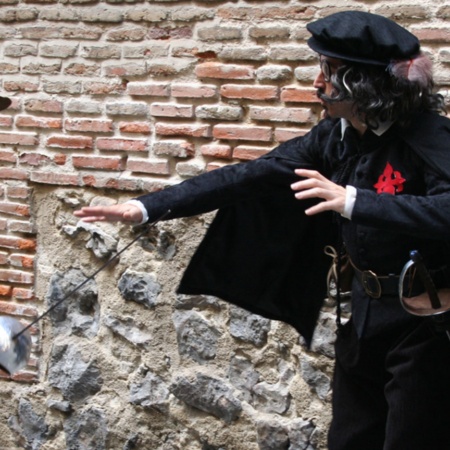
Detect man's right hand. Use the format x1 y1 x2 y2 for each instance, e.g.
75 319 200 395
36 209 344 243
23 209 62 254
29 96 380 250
74 203 143 224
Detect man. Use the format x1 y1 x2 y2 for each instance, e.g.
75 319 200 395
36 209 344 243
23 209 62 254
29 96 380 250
75 11 450 449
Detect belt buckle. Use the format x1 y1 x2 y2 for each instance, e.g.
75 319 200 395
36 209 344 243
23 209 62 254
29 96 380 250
361 270 382 298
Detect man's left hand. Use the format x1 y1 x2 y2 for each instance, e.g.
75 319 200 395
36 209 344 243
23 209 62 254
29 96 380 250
291 168 346 215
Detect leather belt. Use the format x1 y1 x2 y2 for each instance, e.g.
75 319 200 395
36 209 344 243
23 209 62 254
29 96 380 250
352 267 401 299
352 262 449 299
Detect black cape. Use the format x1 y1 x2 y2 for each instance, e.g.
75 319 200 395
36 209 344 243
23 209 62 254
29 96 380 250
176 112 450 345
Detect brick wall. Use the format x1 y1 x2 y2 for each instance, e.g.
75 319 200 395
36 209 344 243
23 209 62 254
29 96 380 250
0 0 448 384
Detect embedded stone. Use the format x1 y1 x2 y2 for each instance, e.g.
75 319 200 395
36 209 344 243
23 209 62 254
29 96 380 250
8 398 50 450
47 399 72 413
118 269 161 308
228 355 260 403
129 370 170 412
174 294 222 310
172 310 220 363
69 220 118 259
253 379 291 414
300 354 331 400
48 344 103 402
288 418 318 450
46 268 100 339
64 407 108 450
170 373 242 423
104 314 153 347
256 420 289 450
308 312 337 358
229 305 271 347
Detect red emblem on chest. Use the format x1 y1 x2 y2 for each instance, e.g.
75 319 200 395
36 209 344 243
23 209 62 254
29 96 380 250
373 162 405 194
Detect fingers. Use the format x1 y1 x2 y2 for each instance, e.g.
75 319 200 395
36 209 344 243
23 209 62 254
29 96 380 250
291 168 346 215
74 204 143 224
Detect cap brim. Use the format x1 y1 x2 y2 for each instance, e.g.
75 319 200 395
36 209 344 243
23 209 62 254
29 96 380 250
307 37 389 66
0 96 11 112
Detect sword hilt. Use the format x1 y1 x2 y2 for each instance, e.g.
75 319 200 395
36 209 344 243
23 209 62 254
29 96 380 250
409 250 442 309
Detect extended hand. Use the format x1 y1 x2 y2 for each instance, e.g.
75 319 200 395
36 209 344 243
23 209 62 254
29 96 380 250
74 203 143 224
291 169 346 215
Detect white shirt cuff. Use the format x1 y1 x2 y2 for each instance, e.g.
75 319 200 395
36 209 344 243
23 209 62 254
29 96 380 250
341 185 357 220
125 200 148 225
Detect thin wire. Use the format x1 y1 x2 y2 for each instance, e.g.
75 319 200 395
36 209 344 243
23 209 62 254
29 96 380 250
13 210 171 339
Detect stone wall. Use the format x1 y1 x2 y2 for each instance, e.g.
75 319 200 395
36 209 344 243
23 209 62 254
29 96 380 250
0 0 449 449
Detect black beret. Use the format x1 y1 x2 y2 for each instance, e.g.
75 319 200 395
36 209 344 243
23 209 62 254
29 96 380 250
307 11 420 66
0 96 11 111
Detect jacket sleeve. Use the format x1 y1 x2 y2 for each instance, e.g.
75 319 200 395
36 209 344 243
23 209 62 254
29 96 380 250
352 158 450 240
135 119 336 222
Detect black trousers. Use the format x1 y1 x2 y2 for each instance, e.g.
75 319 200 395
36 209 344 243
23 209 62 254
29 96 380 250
328 317 450 450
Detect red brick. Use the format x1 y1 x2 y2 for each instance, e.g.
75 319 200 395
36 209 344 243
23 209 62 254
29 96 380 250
6 186 32 199
274 128 308 143
195 62 255 80
155 123 211 138
127 159 170 175
64 119 113 133
16 115 62 129
11 371 39 383
0 220 7 231
233 145 271 160
84 81 126 96
221 84 279 100
0 236 36 251
0 116 13 127
0 132 38 146
0 269 34 284
103 64 146 78
82 175 142 191
24 98 63 113
0 150 17 163
46 135 93 149
280 87 318 103
213 124 272 141
151 103 194 118
172 84 218 98
119 122 151 135
9 254 34 269
30 171 79 186
206 162 227 171
141 180 168 193
4 80 39 92
0 300 37 317
96 138 148 152
0 168 28 180
72 155 124 171
12 288 35 301
0 253 7 265
0 285 12 297
200 144 233 159
250 106 314 124
127 82 170 97
9 220 35 234
20 152 66 166
54 154 66 165
0 202 30 217
411 27 450 42
218 5 315 21
153 140 195 158
19 152 52 166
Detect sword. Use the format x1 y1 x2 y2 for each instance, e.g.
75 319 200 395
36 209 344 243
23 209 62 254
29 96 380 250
407 250 450 341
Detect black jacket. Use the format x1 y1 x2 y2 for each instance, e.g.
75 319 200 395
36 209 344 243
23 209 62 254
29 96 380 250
137 112 450 345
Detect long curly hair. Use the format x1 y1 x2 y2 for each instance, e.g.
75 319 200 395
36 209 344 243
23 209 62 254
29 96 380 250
321 53 446 129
